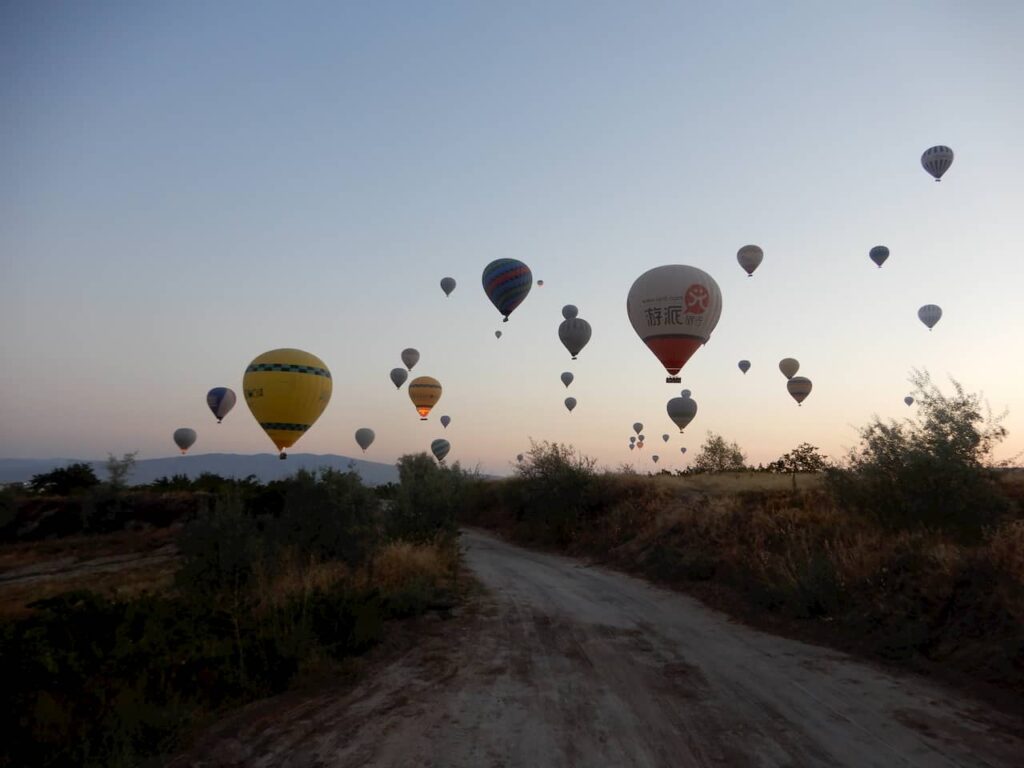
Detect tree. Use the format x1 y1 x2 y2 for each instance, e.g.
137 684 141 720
28 463 99 495
690 432 747 473
105 452 137 490
768 443 829 491
826 369 1012 539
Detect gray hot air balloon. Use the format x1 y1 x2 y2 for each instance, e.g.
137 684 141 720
921 145 954 181
680 447 687 454
787 376 812 405
558 317 592 360
638 434 646 442
629 443 635 451
564 397 577 413
904 396 914 406
737 245 764 277
680 389 691 397
390 368 408 389
918 304 942 330
667 393 698 432
516 453 524 462
354 428 375 452
173 428 197 455
779 358 800 380
440 415 451 429
430 438 450 463
401 348 420 371
495 330 502 339
633 422 643 435
629 436 636 443
869 246 889 268
440 277 456 297
560 371 574 388
652 455 660 463
662 434 669 443
562 304 579 320
738 360 751 374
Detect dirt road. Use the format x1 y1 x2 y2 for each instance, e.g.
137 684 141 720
186 529 1023 767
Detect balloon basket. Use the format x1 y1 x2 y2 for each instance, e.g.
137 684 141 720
666 376 681 383
279 452 287 460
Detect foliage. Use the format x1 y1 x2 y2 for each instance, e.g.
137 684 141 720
826 370 1013 539
27 463 99 496
388 454 471 543
104 453 137 490
768 443 830 490
689 432 747 473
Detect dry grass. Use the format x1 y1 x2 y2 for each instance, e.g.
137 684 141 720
370 540 457 595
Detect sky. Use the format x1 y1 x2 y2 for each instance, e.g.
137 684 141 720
2 1 1023 476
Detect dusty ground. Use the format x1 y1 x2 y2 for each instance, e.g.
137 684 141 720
177 529 1023 767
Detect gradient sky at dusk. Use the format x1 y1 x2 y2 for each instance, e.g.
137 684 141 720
3 1 1023 475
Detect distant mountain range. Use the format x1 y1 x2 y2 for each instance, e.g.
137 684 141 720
0 453 399 487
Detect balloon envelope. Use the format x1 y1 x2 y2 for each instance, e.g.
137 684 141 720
627 265 722 382
564 397 577 413
243 349 332 458
652 455 660 463
662 434 669 442
560 372 574 388
516 453 524 462
558 318 592 359
633 422 643 435
680 447 687 454
354 428 375 452
869 246 889 268
390 368 408 389
206 387 236 423
918 304 942 330
482 258 532 321
173 428 196 454
904 396 914 406
667 395 698 432
921 145 954 181
736 245 763 277
440 277 456 296
440 415 451 428
779 358 800 379
738 360 751 374
787 376 813 405
401 348 420 371
562 304 579 320
431 439 451 463
495 330 502 339
408 376 442 420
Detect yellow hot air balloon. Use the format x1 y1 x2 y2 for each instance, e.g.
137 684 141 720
242 348 332 459
408 376 442 420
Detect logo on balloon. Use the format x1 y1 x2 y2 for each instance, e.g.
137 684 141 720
684 284 709 314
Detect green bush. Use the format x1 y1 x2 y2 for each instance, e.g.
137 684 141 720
388 454 472 543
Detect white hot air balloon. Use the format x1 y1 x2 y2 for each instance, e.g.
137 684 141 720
662 434 669 443
736 245 763 277
921 146 954 181
787 376 812 405
918 304 942 330
354 428 375 452
562 305 579 320
390 368 408 389
401 348 420 371
173 428 197 455
904 396 914 406
430 438 451 463
627 265 723 383
558 317 592 360
440 415 451 429
633 422 644 435
564 397 577 413
738 360 751 374
869 246 889 268
560 371 574 388
440 277 456 297
779 358 800 380
667 393 698 432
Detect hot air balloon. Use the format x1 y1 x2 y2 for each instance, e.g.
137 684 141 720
243 349 332 459
440 277 456 297
667 393 698 432
638 434 646 442
869 246 889 268
558 317 592 360
737 245 763 277
390 368 408 389
431 438 450 464
680 447 687 454
562 305 579 320
627 265 723 383
629 436 636 444
662 434 669 443
560 372 574 388
537 280 544 286
637 440 645 450
918 304 942 330
482 258 532 321
354 428 375 452
652 455 660 463
564 397 577 413
173 428 196 455
629 443 635 451
921 146 954 181
401 348 420 371
680 389 691 397
206 387 236 423
495 330 502 339
408 376 442 420
904 396 914 406
633 422 643 435
779 358 800 379
440 415 451 429
516 453 524 462
787 376 812 405
738 360 751 374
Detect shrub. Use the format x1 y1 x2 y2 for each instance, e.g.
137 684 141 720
388 454 471 543
28 463 99 496
690 432 747 473
506 441 598 546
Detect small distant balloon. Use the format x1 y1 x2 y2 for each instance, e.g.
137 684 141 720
629 436 636 444
662 434 670 443
736 245 763 277
779 358 800 380
680 447 687 455
561 372 574 388
516 453 524 462
440 415 451 429
629 443 635 451
652 455 660 463
667 393 698 432
562 305 579 320
680 389 691 398
904 396 914 406
408 376 442 420
354 428 375 452
537 280 544 286
921 145 954 181
558 317 592 360
173 428 196 455
390 368 408 389
440 277 456 297
918 304 942 330
633 422 643 435
401 348 420 371
869 246 889 268
206 387 236 423
564 397 577 413
430 438 451 463
787 376 813 405
738 360 751 375
638 434 646 442
495 330 502 339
